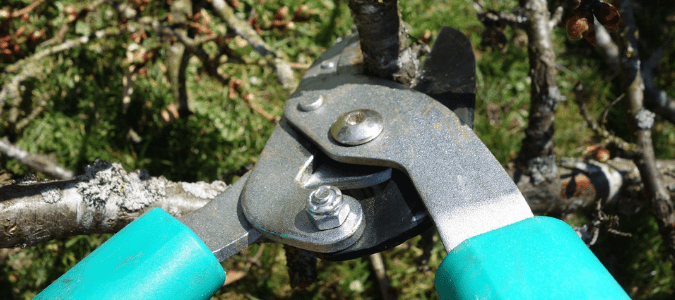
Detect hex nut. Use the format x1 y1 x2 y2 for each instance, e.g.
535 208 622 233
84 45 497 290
306 186 350 230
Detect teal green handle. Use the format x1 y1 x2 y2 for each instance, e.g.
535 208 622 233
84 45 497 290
435 216 630 299
36 208 226 300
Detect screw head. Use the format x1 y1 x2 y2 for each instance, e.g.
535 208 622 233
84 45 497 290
330 109 383 146
298 95 324 112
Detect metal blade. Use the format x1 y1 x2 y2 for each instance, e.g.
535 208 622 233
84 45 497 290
412 27 476 128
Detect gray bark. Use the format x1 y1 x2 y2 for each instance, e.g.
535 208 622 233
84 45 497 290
619 0 675 271
0 160 221 248
515 0 565 185
347 0 418 86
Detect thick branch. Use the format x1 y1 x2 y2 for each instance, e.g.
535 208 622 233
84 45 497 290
619 0 675 270
348 0 418 86
516 0 565 185
0 160 222 248
0 137 74 180
4 157 675 249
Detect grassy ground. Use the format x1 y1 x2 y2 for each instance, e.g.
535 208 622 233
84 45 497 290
1 0 674 299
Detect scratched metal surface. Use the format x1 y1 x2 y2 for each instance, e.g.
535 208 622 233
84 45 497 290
284 73 534 251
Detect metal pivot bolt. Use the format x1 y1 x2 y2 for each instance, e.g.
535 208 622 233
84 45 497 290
330 109 383 146
306 185 350 230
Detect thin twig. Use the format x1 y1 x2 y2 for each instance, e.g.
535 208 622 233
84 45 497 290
4 26 122 74
574 82 638 156
0 137 74 180
601 93 625 125
209 0 297 89
11 0 47 17
15 91 50 131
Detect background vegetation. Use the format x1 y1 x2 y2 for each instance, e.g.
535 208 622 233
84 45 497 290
0 0 674 299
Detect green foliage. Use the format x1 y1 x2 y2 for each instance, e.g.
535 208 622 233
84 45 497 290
1 0 675 299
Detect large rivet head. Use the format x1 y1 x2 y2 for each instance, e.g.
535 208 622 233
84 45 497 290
330 109 383 146
298 95 324 112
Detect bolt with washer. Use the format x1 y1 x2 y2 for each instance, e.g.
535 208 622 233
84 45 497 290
306 185 350 230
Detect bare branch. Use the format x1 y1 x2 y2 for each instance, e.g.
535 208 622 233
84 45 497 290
4 4 113 75
548 6 564 30
0 137 74 180
0 160 222 248
11 0 47 17
601 93 624 125
209 0 297 90
516 0 566 185
642 37 675 125
348 0 418 86
370 252 397 300
0 27 122 110
574 82 639 155
166 0 192 118
594 18 620 73
619 0 675 270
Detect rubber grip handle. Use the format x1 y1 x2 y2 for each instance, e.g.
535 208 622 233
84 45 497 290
36 208 226 300
435 216 630 300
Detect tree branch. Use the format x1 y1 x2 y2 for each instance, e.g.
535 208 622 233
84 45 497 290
516 0 566 185
619 0 675 271
0 160 222 248
642 37 675 125
165 0 193 118
11 0 47 17
574 82 639 155
348 0 418 86
0 27 122 109
0 137 74 180
594 18 620 73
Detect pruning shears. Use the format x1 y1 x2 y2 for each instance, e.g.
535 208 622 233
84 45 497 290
36 28 630 299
